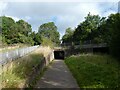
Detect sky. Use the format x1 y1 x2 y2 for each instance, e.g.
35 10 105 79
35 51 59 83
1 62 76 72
0 0 119 39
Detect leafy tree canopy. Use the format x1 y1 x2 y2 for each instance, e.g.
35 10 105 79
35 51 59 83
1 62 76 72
62 27 74 44
38 22 60 46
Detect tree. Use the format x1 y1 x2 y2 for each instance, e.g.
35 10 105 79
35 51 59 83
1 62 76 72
62 27 74 45
16 19 34 45
30 32 42 45
1 16 17 44
72 25 86 44
38 22 60 46
0 17 2 34
0 17 2 46
81 13 104 43
1 16 35 45
106 13 120 59
72 13 106 44
16 20 32 36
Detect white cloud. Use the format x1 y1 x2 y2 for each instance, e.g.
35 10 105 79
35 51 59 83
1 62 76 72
76 3 100 15
24 16 31 21
11 16 20 21
5 15 32 22
1 2 118 39
2 0 120 2
5 15 20 21
0 2 8 16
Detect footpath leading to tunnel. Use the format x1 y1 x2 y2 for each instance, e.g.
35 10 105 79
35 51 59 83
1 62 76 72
35 59 79 88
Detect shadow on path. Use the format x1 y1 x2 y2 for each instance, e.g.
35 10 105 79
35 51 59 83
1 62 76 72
35 60 79 88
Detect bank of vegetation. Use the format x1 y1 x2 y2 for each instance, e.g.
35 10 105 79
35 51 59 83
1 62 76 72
2 48 44 88
65 54 120 88
63 13 120 88
0 16 59 88
0 16 60 48
62 13 120 60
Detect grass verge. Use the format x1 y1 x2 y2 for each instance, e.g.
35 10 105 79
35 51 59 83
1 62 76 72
2 50 44 88
65 54 120 88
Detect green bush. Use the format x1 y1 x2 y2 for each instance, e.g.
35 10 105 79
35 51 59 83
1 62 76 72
41 37 54 48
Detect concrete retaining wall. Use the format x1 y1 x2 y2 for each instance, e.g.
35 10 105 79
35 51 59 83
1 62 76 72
24 48 54 87
0 45 39 65
1 46 54 88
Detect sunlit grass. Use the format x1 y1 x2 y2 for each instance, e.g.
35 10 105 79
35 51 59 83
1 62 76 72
65 54 120 88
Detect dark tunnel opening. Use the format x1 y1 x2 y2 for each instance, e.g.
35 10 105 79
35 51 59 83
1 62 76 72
54 50 65 60
93 47 109 54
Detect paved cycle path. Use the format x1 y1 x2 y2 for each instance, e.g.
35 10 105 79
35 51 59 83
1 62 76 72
35 59 79 88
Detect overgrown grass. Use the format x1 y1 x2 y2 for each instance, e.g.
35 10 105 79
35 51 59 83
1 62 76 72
2 52 43 88
65 54 120 88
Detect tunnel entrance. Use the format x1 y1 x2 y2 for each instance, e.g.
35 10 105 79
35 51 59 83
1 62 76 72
93 47 109 54
54 50 65 60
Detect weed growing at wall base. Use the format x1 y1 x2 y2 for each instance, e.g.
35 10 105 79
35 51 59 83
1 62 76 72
2 52 43 88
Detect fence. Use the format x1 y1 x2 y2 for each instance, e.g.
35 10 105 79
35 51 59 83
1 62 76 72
0 45 39 65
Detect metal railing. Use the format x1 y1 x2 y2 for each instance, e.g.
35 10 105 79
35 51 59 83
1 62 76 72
0 45 39 65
